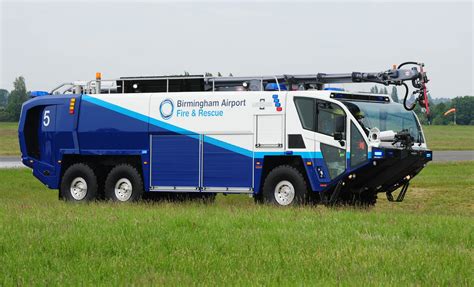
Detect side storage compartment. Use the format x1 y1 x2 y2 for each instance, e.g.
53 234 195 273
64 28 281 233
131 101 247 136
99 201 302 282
202 134 253 191
256 115 283 148
150 134 200 190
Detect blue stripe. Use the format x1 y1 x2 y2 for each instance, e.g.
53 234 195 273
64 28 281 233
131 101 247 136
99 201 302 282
82 95 324 159
204 135 253 157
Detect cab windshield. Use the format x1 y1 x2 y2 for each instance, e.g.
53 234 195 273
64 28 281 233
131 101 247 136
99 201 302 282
342 101 424 143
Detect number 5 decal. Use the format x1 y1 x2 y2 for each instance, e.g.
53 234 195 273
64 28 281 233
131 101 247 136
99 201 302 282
43 110 51 127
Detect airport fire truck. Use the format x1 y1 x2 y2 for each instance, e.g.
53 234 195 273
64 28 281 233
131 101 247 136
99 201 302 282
19 62 432 206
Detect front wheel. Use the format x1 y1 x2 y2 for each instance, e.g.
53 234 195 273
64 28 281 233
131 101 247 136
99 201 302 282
262 165 309 206
104 164 144 202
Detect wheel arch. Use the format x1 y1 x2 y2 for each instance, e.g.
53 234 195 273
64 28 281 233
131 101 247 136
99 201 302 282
60 155 145 196
256 155 312 195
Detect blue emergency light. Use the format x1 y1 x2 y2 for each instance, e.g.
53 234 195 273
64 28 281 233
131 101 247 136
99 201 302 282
373 149 384 159
265 83 287 91
30 91 49 97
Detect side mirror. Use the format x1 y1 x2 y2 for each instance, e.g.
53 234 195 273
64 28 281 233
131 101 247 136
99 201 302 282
335 116 345 133
334 132 345 146
334 132 343 141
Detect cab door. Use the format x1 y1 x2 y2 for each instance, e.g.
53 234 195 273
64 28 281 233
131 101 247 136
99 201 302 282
314 100 347 180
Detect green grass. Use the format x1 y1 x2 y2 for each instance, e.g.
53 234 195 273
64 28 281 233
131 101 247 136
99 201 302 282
0 162 473 286
0 122 19 156
423 125 474 151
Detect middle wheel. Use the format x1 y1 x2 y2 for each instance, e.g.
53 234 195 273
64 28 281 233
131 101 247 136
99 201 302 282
105 164 144 202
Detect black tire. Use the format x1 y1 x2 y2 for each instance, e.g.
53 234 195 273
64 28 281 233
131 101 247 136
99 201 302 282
60 163 98 202
104 164 144 202
262 165 309 206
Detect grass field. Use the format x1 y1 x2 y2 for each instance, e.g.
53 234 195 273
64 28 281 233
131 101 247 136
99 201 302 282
422 125 474 151
0 123 473 156
0 162 472 285
0 122 19 156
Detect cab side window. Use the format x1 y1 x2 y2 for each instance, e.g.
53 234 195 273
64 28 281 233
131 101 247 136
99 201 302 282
350 122 368 168
294 97 315 131
317 101 346 137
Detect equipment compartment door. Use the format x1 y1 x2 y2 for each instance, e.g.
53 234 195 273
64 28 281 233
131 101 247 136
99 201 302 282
202 134 253 191
150 135 200 190
255 115 283 148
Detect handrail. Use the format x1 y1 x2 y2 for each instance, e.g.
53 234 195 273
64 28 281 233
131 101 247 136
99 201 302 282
50 82 74 94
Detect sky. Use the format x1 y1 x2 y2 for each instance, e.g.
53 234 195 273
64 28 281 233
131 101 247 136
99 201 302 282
0 0 472 98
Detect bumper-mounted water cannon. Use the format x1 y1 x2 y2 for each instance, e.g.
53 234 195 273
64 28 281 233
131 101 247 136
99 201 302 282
392 129 415 149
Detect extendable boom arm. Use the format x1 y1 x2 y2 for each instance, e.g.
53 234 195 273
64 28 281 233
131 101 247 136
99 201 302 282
285 62 430 116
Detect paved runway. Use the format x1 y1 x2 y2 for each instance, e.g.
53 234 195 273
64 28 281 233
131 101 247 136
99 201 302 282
1 151 473 169
432 150 474 162
0 156 24 169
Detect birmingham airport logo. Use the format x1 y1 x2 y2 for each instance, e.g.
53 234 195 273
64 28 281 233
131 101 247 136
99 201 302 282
159 98 174 120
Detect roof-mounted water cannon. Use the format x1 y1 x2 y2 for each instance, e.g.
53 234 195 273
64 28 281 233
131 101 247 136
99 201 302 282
302 61 430 117
396 62 430 117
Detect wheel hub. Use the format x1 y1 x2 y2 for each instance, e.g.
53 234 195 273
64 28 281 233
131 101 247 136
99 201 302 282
70 177 88 200
114 178 133 201
274 180 295 206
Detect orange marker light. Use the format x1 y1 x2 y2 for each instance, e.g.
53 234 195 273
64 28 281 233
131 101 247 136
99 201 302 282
69 98 76 114
96 72 102 80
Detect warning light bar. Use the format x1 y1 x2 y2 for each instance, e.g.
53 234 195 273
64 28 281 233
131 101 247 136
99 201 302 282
330 93 390 102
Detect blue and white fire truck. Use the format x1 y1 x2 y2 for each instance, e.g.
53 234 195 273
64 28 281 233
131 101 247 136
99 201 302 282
19 62 432 206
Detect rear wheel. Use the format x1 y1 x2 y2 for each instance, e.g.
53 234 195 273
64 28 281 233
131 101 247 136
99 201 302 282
104 164 144 202
60 163 98 202
262 165 309 206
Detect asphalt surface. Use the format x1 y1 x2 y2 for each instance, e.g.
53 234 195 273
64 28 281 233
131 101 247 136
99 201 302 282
0 156 24 169
0 151 473 169
434 151 474 162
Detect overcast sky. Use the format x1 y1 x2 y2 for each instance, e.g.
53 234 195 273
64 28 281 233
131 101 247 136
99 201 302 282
1 0 472 98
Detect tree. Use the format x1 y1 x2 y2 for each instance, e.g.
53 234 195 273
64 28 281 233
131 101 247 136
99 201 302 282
390 86 399 103
451 96 474 125
0 89 8 107
217 72 222 77
5 76 28 121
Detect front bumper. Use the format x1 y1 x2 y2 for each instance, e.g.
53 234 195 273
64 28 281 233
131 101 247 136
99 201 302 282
349 148 432 194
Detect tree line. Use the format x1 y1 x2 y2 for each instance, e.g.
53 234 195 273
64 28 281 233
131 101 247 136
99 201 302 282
369 85 473 125
0 77 29 122
0 77 472 125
